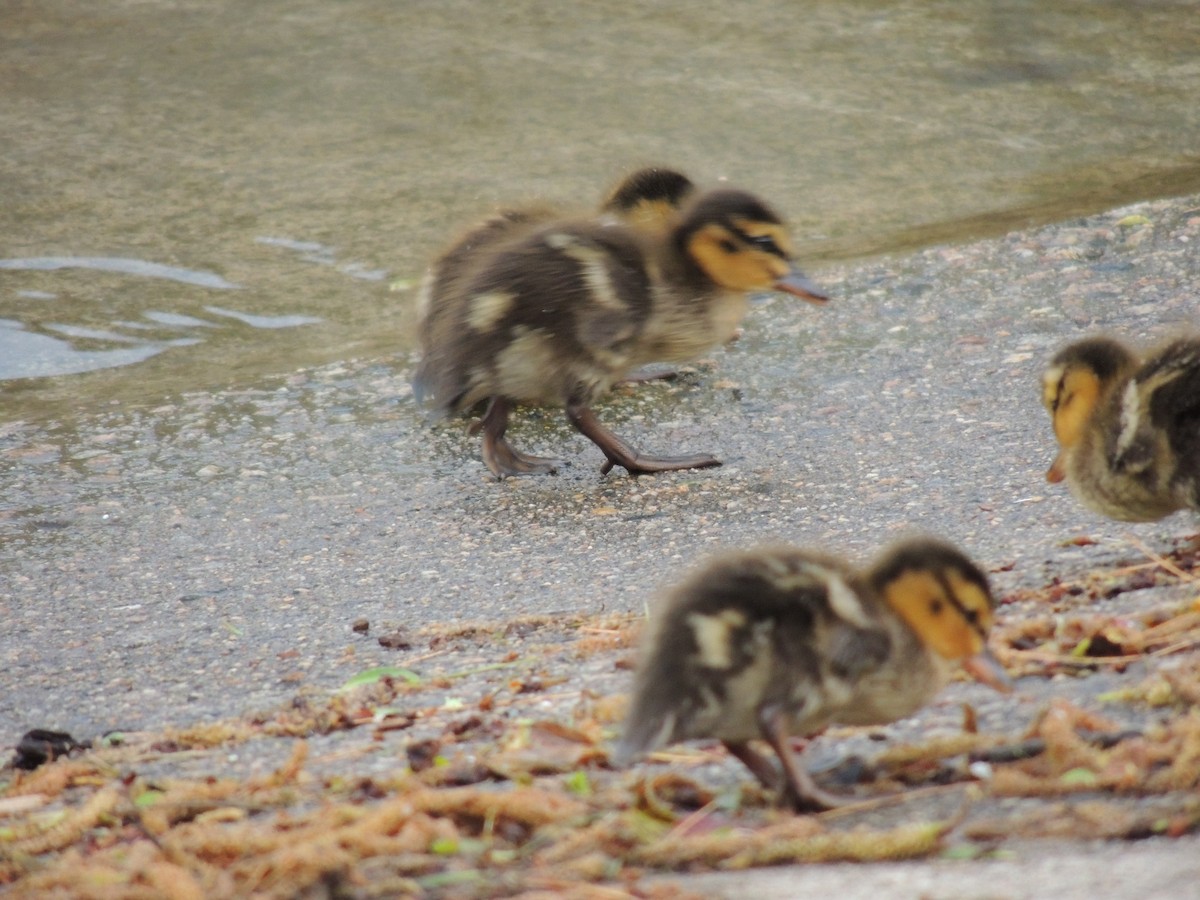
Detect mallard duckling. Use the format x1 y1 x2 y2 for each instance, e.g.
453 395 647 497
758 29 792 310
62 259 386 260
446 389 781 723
416 168 695 358
1041 335 1200 522
599 166 696 232
413 187 829 478
615 537 1012 812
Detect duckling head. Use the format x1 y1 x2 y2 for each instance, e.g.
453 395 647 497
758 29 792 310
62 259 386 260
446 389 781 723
601 167 696 231
675 189 829 304
869 538 1011 693
1041 337 1139 483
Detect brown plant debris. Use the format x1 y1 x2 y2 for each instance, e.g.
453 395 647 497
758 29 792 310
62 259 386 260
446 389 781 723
4 583 1200 895
995 596 1200 677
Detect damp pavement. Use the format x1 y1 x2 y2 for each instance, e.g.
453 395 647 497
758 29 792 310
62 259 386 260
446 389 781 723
2 194 1200 895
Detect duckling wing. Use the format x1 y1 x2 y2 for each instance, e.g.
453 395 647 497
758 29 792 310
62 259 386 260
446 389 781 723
824 626 893 683
1144 340 1200 499
1110 340 1200 477
415 224 656 413
768 599 894 726
413 209 553 409
532 226 655 358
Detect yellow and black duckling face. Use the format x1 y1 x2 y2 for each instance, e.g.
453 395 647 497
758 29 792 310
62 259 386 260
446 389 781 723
676 189 828 304
600 167 696 232
869 539 1011 692
1041 337 1139 483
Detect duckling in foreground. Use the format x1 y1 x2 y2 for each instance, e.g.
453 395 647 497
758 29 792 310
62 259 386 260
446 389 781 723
615 538 1012 812
1042 335 1200 522
413 185 828 478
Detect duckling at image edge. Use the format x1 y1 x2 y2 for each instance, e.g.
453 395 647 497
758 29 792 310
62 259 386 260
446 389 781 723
614 537 1012 812
1042 335 1200 522
412 181 829 478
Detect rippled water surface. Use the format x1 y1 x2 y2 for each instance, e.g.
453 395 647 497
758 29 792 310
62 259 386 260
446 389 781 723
2 0 1198 422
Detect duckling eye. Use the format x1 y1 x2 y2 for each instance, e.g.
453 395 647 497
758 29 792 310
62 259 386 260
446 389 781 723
718 237 739 253
748 234 781 255
928 598 943 616
963 607 980 625
1052 376 1069 412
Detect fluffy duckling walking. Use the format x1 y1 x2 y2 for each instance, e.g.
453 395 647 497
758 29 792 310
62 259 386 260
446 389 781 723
413 184 828 478
1041 335 1200 521
615 538 1011 812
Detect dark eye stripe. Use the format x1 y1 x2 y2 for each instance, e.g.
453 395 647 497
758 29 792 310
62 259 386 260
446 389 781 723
729 225 785 258
1052 372 1067 412
933 571 988 639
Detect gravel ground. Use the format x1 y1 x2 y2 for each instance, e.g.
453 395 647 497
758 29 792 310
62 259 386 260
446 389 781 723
677 837 1200 899
3 193 1200 895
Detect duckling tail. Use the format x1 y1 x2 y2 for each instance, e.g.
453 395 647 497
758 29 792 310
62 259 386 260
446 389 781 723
410 366 430 406
409 360 461 419
611 710 677 768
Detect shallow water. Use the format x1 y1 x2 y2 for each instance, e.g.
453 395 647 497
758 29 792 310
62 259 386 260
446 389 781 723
2 0 1198 423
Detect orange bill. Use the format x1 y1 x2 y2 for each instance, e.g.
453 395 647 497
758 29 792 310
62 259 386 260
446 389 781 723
962 647 1014 693
774 269 829 305
1046 452 1067 484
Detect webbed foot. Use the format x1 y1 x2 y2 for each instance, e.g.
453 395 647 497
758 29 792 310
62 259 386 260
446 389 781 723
475 397 563 479
566 404 721 477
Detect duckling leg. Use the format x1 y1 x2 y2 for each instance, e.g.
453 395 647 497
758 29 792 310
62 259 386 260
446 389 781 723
723 740 782 791
565 404 721 476
758 707 850 813
473 397 563 478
